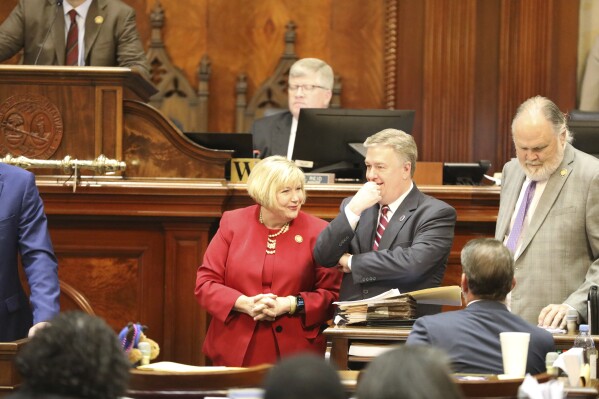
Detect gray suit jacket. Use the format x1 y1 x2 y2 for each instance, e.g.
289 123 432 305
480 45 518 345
314 185 456 315
250 111 292 158
495 144 599 323
406 300 555 375
0 0 149 78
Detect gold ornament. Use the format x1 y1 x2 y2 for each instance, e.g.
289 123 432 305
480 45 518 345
260 210 290 255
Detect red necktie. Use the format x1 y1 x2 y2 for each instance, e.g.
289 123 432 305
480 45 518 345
65 10 79 66
373 205 390 251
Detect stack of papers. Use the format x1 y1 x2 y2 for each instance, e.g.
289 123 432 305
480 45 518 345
337 294 416 325
334 286 463 326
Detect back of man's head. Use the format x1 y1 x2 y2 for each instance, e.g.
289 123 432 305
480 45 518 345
263 354 345 399
461 238 514 301
14 311 130 399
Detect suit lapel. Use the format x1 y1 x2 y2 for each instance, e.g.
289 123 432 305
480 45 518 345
52 0 66 64
497 164 526 240
84 0 104 61
518 144 575 256
270 112 292 157
378 186 420 249
356 205 378 252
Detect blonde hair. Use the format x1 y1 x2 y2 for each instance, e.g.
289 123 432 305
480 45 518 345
246 156 306 208
289 58 334 90
364 129 418 177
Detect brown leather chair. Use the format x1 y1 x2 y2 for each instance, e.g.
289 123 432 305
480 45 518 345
127 364 272 398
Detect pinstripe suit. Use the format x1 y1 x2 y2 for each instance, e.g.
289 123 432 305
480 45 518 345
495 144 599 323
314 185 456 316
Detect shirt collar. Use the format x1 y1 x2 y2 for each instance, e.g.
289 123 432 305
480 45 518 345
63 0 93 20
385 182 414 215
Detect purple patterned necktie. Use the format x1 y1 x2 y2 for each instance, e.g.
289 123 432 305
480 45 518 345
373 205 390 251
506 180 537 253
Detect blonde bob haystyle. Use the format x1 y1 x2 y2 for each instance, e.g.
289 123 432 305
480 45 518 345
246 156 306 209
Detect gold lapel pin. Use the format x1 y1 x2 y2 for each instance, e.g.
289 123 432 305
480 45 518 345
295 235 303 243
560 169 567 177
95 16 104 24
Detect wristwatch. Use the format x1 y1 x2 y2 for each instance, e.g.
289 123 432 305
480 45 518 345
296 295 305 313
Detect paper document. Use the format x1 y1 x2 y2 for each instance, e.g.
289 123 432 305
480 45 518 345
334 286 462 307
136 361 234 373
334 288 400 307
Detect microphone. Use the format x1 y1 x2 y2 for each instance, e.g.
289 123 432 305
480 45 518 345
33 0 63 65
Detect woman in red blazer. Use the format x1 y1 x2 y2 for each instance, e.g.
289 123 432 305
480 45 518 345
195 156 341 366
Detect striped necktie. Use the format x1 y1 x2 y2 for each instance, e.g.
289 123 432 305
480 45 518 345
65 10 79 66
373 205 390 251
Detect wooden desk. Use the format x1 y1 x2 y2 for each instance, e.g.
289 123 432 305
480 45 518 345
33 182 499 366
0 339 27 395
325 326 599 371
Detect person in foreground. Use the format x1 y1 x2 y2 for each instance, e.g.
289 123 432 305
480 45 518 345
495 95 599 328
356 345 464 399
8 311 130 399
406 238 554 375
263 354 345 399
251 57 333 159
313 129 456 315
0 0 149 78
0 163 60 341
195 156 341 366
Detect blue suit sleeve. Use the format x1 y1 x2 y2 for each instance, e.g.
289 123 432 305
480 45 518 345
19 172 60 324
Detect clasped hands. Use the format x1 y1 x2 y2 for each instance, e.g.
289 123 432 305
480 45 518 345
236 293 294 322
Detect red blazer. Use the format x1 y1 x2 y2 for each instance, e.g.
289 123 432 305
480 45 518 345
195 205 341 366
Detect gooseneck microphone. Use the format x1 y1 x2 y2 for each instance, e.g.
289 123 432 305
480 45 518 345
33 0 63 65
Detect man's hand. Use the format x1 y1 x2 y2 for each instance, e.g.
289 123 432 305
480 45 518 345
336 253 352 273
538 304 571 329
348 181 381 216
28 321 50 337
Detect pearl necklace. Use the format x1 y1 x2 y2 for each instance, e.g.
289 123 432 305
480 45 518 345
259 210 290 255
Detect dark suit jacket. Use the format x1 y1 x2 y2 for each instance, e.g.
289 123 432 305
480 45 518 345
0 163 59 342
0 0 149 78
195 205 341 366
250 111 293 158
406 300 555 375
313 185 456 315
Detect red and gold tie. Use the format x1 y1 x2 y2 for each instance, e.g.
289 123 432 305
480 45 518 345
65 10 79 66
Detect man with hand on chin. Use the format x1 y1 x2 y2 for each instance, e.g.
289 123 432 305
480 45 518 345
314 129 456 316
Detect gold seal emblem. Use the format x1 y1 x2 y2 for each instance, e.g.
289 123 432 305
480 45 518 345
560 169 567 176
95 16 104 24
0 94 63 158
295 235 303 243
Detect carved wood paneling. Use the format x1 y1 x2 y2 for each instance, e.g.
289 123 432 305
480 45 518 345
394 0 579 172
49 218 166 345
0 1 579 171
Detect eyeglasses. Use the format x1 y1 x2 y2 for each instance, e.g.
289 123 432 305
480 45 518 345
288 84 328 92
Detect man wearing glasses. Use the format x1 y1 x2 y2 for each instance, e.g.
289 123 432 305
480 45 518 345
251 58 334 159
